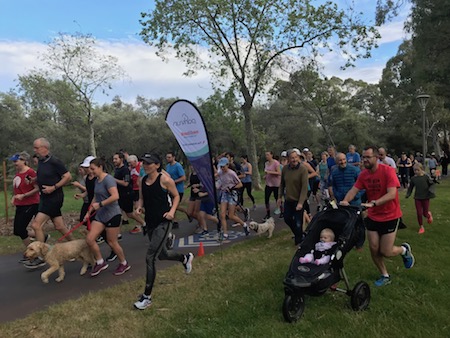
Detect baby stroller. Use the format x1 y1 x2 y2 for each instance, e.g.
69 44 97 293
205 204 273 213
282 205 370 322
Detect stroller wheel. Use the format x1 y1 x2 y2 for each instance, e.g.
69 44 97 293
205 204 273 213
350 281 371 311
282 293 305 323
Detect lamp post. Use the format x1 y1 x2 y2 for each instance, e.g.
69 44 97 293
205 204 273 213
416 94 430 166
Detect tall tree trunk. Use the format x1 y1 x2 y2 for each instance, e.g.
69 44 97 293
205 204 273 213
88 113 96 157
242 105 261 190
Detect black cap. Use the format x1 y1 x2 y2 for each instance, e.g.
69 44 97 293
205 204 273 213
141 153 161 164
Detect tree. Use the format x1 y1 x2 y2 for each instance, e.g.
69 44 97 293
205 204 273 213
38 32 125 156
140 0 380 188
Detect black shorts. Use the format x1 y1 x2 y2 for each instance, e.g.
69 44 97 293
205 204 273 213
102 214 122 228
132 190 140 202
14 204 39 239
364 217 400 236
39 196 63 218
119 194 134 213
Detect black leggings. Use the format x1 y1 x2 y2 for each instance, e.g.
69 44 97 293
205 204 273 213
14 204 38 239
242 182 255 204
265 186 279 213
144 221 185 296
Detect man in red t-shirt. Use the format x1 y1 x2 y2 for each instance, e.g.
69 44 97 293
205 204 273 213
341 146 415 287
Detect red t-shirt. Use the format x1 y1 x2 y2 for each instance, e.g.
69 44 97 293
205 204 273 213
130 162 141 191
354 164 402 222
13 168 40 206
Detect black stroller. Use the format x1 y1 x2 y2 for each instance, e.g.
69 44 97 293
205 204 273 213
282 206 370 322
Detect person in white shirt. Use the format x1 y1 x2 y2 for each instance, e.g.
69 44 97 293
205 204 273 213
378 147 397 169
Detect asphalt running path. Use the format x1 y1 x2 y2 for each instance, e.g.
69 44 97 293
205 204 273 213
0 205 289 323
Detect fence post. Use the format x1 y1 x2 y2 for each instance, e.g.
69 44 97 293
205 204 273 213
2 160 8 225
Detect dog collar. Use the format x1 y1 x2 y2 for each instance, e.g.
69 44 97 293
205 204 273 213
252 224 259 232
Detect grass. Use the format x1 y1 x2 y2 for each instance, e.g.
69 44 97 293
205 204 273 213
1 180 450 336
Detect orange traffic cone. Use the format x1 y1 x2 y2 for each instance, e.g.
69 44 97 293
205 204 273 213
197 242 205 257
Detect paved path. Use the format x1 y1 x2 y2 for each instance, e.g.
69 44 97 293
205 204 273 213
0 205 288 323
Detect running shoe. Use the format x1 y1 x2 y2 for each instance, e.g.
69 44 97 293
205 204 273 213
374 275 391 287
183 253 194 274
129 226 142 234
243 224 250 236
273 208 281 215
418 226 425 234
243 208 251 221
401 243 415 269
106 251 117 262
113 262 131 276
134 294 152 310
427 211 433 224
18 255 29 264
166 233 175 249
90 261 109 277
96 236 105 244
117 234 123 241
24 258 46 269
200 230 209 236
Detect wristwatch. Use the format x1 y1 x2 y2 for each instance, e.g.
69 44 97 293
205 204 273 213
371 200 377 206
99 201 103 208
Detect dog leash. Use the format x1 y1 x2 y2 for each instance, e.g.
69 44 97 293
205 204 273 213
57 210 96 242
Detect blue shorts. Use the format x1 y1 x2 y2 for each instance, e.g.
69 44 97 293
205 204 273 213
220 190 238 205
200 200 215 215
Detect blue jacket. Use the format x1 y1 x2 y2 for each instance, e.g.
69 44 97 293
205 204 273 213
329 165 361 205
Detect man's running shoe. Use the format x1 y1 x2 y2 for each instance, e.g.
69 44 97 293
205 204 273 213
106 251 117 262
90 261 109 277
183 253 194 274
113 262 131 276
200 230 209 236
243 208 251 221
134 294 152 310
166 233 175 249
24 258 46 269
129 226 142 234
374 275 391 287
401 243 415 269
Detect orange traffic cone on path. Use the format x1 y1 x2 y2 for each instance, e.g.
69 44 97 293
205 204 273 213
197 242 205 257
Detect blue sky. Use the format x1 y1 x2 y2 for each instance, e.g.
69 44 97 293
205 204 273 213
0 1 409 104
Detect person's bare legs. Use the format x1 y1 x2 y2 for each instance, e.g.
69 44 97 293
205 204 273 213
53 216 74 241
86 221 105 260
220 202 229 234
126 211 145 226
31 213 50 242
106 227 126 263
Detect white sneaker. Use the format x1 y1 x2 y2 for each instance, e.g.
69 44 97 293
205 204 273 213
134 294 152 310
183 253 194 274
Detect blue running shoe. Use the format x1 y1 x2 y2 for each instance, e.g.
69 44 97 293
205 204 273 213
401 242 415 269
374 275 391 287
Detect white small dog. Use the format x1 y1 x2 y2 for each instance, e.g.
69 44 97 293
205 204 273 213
248 217 275 238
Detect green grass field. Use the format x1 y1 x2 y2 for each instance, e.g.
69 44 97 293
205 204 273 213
0 180 449 336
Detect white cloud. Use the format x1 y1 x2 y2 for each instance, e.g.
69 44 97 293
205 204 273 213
378 20 408 44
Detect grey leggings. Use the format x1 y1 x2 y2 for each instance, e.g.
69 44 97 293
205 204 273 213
144 221 184 296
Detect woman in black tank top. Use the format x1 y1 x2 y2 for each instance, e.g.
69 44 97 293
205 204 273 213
133 154 194 310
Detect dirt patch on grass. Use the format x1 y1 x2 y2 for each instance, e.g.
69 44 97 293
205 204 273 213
0 213 80 236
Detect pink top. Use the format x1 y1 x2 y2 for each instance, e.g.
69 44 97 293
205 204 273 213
13 168 40 206
265 160 281 187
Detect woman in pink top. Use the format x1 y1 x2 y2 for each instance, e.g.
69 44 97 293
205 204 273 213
263 151 281 220
10 152 40 261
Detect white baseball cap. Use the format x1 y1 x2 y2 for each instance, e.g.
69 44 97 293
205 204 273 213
80 156 96 168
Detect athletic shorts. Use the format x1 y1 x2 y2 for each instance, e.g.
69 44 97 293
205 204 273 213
364 217 400 235
220 190 238 205
200 200 215 215
119 195 134 213
132 190 140 202
95 214 121 228
39 196 63 218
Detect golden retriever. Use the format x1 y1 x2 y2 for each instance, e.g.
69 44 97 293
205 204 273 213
248 217 275 238
25 240 95 283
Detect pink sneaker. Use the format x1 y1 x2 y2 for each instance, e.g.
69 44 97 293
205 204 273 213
418 226 425 234
113 263 131 276
427 211 433 224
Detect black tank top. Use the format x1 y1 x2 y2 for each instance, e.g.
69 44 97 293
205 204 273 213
142 174 172 227
85 175 97 204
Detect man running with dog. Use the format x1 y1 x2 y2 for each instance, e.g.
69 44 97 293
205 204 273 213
340 146 415 287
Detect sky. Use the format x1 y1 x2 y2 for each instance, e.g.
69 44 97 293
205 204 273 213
0 0 410 105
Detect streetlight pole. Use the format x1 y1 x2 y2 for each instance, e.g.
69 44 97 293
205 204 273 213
416 94 430 167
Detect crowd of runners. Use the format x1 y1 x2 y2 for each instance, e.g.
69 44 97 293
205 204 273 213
8 139 444 308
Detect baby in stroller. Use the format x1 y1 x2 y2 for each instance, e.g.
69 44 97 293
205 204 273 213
299 228 336 265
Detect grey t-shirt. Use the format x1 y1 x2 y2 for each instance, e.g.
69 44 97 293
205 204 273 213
94 174 121 224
